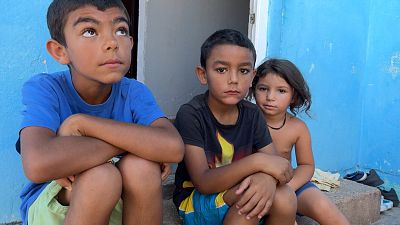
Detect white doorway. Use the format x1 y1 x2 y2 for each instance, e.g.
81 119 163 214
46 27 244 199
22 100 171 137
136 0 268 117
248 0 269 67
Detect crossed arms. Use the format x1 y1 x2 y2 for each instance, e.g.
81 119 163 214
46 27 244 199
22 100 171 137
20 114 184 183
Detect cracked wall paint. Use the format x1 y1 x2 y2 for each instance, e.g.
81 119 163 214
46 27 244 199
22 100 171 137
387 52 400 79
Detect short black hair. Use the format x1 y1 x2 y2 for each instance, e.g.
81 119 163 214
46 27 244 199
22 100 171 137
47 0 130 46
200 29 256 68
250 58 312 116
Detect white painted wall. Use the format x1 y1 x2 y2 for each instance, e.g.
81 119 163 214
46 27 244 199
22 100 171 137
138 0 250 117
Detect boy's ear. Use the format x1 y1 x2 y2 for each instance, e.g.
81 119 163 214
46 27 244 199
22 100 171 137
46 39 70 65
195 65 208 85
129 36 134 50
250 69 257 87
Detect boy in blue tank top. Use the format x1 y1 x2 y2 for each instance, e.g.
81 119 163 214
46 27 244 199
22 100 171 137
18 1 184 225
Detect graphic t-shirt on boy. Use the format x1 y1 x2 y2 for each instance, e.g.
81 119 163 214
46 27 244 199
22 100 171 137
173 91 272 207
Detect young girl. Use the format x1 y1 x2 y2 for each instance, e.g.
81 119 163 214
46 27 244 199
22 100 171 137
250 59 349 225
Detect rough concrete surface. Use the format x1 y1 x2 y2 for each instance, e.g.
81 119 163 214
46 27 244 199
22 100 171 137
372 207 400 225
3 178 399 225
298 179 381 225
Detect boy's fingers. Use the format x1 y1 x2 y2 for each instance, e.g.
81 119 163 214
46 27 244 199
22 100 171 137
55 178 72 191
68 175 75 182
246 198 265 219
235 187 253 208
160 163 171 181
239 194 261 216
235 177 250 195
257 200 272 219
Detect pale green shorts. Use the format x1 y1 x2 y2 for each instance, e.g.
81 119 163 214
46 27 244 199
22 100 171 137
28 181 123 225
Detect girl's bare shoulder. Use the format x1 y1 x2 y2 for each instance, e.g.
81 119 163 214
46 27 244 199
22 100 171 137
286 113 309 133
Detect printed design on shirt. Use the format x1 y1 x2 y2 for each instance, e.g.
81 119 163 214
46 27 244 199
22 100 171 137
215 131 234 168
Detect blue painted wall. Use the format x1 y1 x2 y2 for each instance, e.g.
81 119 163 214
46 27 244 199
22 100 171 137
0 0 64 222
266 0 400 189
2 0 400 222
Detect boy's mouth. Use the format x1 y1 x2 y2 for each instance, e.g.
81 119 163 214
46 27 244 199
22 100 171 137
224 90 240 95
100 59 123 66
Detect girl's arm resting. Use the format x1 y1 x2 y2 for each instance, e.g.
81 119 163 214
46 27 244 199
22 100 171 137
61 114 184 163
287 164 315 191
288 121 315 190
20 126 123 183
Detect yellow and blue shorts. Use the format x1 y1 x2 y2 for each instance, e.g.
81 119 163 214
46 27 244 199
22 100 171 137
178 190 229 225
27 181 123 225
178 190 265 225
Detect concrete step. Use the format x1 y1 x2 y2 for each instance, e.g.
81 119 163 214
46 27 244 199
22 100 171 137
162 179 382 225
3 178 392 225
297 179 380 225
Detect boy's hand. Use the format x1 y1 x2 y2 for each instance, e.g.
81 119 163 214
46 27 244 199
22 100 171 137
58 114 86 137
235 173 277 219
160 163 171 182
56 175 75 191
262 154 294 184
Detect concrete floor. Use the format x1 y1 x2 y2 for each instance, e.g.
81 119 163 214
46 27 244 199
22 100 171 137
1 208 398 225
372 207 400 225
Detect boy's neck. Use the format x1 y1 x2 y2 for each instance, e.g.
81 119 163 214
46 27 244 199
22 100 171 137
207 94 239 125
71 74 113 105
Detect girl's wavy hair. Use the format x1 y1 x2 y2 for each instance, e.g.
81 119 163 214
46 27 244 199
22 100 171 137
249 58 311 117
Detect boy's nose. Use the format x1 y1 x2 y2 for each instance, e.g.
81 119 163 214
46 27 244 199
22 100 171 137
103 36 118 51
228 72 239 84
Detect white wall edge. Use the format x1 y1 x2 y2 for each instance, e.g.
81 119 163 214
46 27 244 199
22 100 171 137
136 0 147 83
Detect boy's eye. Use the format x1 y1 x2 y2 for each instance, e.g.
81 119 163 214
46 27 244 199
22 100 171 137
257 87 267 91
240 68 250 74
116 27 128 36
216 68 227 73
82 28 96 37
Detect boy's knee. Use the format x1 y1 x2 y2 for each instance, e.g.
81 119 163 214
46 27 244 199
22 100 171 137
118 154 161 191
272 185 297 213
75 163 122 197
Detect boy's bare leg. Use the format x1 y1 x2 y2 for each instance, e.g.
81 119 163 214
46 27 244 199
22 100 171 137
223 187 260 225
223 205 260 225
264 185 297 225
297 188 349 225
118 154 162 225
63 163 122 225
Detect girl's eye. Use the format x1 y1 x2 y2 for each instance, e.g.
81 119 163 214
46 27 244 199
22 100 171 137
216 68 227 73
278 89 287 94
116 27 128 36
240 68 250 74
82 28 96 37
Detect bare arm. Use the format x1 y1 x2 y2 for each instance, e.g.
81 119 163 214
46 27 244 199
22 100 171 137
258 142 294 184
185 143 291 194
62 114 184 163
287 123 314 190
20 126 123 183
